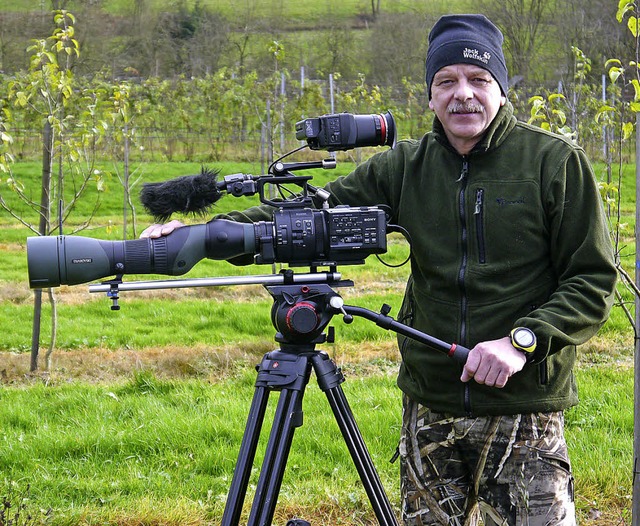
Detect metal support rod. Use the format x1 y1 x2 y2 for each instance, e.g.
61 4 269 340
88 272 343 294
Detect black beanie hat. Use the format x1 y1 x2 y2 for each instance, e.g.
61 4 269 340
425 14 508 99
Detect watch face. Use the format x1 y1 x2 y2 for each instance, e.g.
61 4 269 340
514 328 535 347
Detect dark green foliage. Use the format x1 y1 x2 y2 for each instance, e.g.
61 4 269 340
0 483 52 526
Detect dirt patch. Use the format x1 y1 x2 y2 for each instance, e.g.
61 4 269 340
1 344 264 385
2 331 630 387
0 282 33 304
1 340 401 386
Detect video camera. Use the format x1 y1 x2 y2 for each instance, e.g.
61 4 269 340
27 111 397 289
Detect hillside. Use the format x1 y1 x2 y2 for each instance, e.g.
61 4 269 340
3 0 473 22
0 0 595 87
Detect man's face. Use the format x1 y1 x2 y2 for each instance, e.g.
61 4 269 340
428 64 506 155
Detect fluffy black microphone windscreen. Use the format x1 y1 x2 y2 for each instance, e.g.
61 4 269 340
140 168 223 222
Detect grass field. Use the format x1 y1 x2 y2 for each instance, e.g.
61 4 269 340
0 159 635 524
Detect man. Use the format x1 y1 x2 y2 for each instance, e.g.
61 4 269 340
142 14 617 525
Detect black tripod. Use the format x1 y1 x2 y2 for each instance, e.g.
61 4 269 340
220 279 470 526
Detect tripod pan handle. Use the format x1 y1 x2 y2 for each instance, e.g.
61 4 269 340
341 305 469 364
446 343 470 363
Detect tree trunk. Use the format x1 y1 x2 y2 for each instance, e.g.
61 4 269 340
371 0 380 18
30 120 53 372
123 123 130 239
30 288 43 372
44 287 57 371
633 112 640 526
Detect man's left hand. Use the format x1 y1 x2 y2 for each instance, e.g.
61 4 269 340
460 336 527 388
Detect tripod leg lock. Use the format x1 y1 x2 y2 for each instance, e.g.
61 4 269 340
312 352 345 390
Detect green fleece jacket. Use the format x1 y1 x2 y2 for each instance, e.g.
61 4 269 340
226 102 617 417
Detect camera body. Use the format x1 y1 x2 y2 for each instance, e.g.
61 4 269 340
257 206 387 266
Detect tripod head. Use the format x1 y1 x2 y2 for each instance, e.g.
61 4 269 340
267 277 470 363
268 280 350 349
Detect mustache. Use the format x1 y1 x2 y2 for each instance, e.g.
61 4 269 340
447 102 485 113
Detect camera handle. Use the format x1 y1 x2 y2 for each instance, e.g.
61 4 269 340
218 158 336 210
221 281 469 526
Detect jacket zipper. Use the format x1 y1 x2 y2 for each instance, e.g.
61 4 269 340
474 188 486 264
539 359 549 384
457 159 473 415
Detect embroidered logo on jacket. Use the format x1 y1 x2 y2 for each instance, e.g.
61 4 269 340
496 197 526 206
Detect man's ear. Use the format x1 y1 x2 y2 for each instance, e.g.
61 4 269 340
500 95 507 106
428 99 434 110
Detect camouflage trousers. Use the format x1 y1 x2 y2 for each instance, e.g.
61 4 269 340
399 396 576 526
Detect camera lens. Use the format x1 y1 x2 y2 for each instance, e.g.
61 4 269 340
352 111 396 149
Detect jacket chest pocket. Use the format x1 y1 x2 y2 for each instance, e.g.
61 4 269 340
469 181 547 275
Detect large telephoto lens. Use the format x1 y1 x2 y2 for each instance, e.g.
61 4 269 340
27 227 207 288
27 220 255 288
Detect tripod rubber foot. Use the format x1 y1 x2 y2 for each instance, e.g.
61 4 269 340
286 519 311 526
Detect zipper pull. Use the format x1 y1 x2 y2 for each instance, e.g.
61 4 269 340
474 188 484 214
456 159 469 182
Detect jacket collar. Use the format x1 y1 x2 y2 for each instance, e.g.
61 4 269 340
432 101 517 155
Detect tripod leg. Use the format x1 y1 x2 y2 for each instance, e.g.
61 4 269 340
313 353 399 526
218 349 310 526
222 384 271 526
248 385 306 526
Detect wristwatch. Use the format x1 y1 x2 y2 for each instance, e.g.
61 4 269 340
509 327 537 355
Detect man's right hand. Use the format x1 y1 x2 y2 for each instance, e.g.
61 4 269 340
139 219 185 239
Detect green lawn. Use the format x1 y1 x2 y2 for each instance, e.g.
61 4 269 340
0 365 633 525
